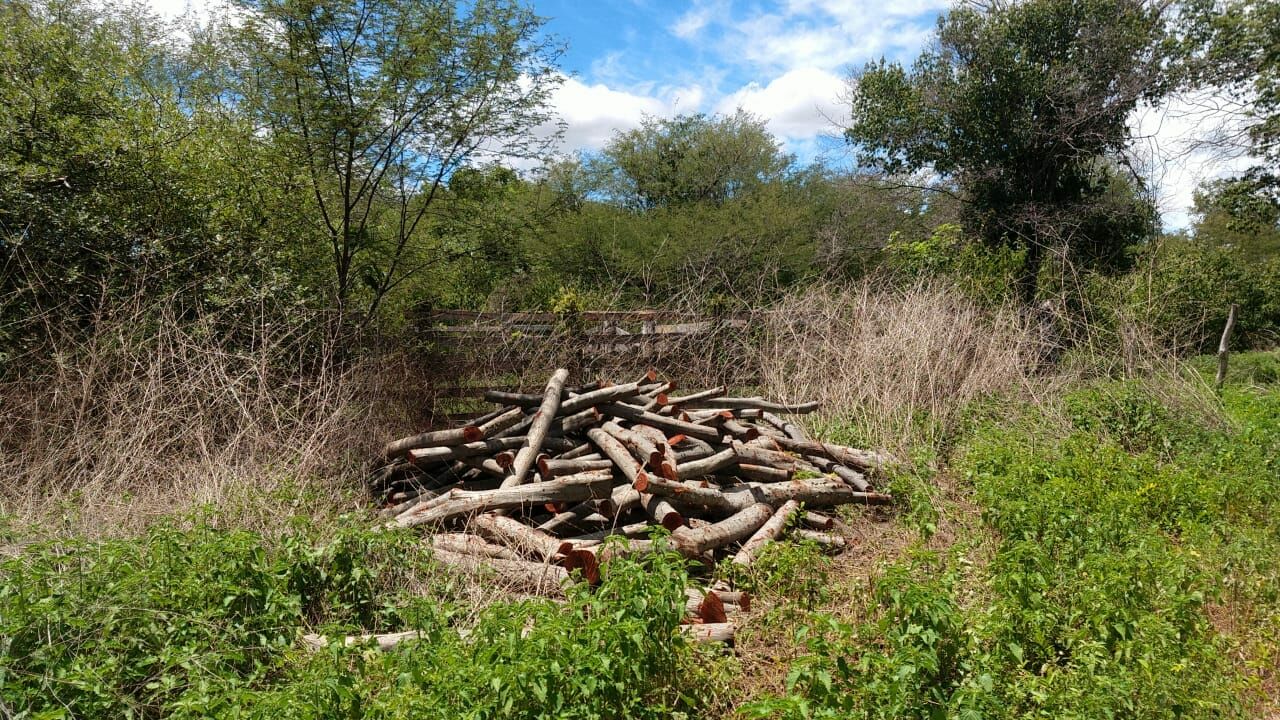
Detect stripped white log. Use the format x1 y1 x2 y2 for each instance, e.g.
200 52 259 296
732 500 801 567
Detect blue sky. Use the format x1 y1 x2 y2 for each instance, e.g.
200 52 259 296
148 0 1250 229
526 0 948 164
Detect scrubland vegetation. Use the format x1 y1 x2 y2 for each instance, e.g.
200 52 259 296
3 0 1280 716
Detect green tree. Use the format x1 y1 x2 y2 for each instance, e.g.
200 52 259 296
1179 0 1280 253
1190 176 1280 262
0 0 288 358
230 0 561 322
845 0 1173 302
593 111 792 210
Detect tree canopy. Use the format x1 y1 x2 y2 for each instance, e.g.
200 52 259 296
845 0 1174 301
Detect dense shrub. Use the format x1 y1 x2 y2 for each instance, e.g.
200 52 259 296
1122 239 1280 352
746 362 1280 718
0 524 711 719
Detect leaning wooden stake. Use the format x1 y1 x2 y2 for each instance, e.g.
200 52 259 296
1216 303 1239 390
503 368 570 487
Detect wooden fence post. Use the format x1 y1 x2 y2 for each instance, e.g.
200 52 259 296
1215 303 1238 390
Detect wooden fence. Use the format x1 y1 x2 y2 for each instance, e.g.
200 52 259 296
419 309 760 427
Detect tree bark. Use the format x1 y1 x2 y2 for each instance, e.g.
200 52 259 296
683 397 821 413
392 470 614 528
502 368 570 488
1216 303 1239 390
672 503 774 557
600 402 723 442
732 500 801 567
430 549 570 596
430 532 523 560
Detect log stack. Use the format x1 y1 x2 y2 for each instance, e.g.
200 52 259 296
369 369 893 644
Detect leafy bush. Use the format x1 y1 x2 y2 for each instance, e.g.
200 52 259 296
0 523 714 719
884 223 1026 306
1123 239 1280 352
747 370 1280 718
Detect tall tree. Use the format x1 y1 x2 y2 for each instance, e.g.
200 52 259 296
845 0 1174 302
232 0 561 321
593 111 792 210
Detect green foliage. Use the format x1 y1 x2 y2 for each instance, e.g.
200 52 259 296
744 556 989 720
0 522 714 719
748 369 1280 718
229 0 561 321
884 223 1026 305
847 0 1172 300
1123 238 1280 351
0 0 311 358
593 111 791 210
1191 177 1280 263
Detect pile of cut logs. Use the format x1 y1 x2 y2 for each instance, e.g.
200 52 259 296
369 369 892 646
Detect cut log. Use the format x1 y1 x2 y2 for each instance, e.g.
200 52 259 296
408 436 570 465
302 630 422 652
682 622 736 643
732 500 801 567
572 520 654 543
502 368 571 488
791 529 847 551
470 513 565 561
721 418 760 441
755 435 891 475
392 470 614 528
675 445 737 474
727 463 793 483
803 454 872 492
587 427 683 528
801 511 836 531
663 386 726 407
383 425 485 460
729 440 811 473
671 503 774 557
558 381 641 415
430 532 523 560
631 424 679 480
684 397 821 413
660 478 891 516
599 403 723 442
686 587 751 612
537 456 613 479
431 549 570 596
761 411 808 441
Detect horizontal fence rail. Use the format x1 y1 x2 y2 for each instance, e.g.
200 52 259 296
417 309 764 428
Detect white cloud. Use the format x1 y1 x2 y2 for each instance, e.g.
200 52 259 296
539 76 673 153
1131 90 1259 230
671 1 726 40
706 0 950 73
716 67 846 142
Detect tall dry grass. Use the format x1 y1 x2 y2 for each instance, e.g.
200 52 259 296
0 296 419 540
756 279 1052 453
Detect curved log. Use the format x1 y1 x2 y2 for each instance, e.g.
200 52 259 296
732 500 801 567
392 470 614 528
430 532 523 560
684 397 821 414
431 549 570 596
672 503 774 557
599 402 722 442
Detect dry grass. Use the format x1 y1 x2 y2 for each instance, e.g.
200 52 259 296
0 296 419 541
756 279 1051 454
